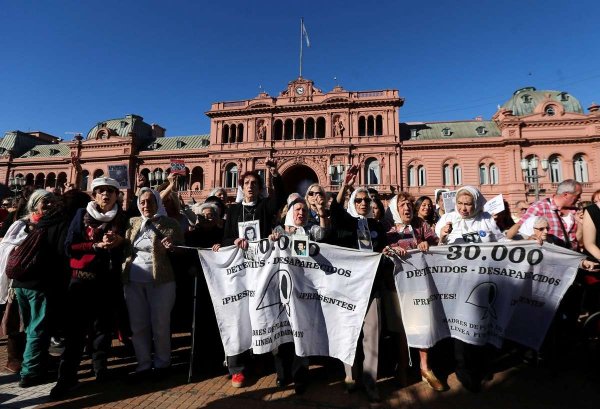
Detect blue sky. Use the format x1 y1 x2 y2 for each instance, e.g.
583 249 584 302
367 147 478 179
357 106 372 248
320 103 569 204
1 0 599 139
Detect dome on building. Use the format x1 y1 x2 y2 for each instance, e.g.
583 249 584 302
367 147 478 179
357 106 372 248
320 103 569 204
501 87 584 116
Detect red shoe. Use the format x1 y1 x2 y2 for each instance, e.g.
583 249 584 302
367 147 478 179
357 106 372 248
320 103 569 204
231 372 245 388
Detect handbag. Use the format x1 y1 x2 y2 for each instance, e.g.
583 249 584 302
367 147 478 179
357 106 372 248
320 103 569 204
5 225 46 281
0 288 23 338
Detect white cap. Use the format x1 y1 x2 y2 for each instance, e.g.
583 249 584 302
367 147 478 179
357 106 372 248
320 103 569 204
91 177 120 191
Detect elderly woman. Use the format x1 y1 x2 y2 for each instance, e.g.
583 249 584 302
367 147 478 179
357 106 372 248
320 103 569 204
329 165 386 402
304 183 330 230
384 192 444 391
268 194 328 393
434 186 504 393
209 187 228 205
122 188 184 380
9 190 68 387
51 177 127 399
213 158 285 388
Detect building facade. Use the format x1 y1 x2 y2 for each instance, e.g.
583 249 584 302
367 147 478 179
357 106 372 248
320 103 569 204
1 79 599 208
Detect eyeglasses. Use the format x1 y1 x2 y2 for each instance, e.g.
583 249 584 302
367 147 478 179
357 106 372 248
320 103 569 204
96 187 117 194
519 208 528 213
534 227 549 231
354 197 371 204
307 191 323 196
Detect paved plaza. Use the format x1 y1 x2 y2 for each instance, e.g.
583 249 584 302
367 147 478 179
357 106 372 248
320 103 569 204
0 333 598 409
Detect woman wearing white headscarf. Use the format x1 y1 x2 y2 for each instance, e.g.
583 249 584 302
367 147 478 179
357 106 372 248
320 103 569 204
435 186 504 245
272 194 328 241
122 188 184 380
434 186 503 393
329 166 386 402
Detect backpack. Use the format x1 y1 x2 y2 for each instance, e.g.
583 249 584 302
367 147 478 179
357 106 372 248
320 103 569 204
5 225 47 281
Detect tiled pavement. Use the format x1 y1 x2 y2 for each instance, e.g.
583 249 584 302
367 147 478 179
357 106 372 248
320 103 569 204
0 334 599 409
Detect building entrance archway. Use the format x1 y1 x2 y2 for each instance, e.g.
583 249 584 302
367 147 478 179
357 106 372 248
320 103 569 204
281 164 319 196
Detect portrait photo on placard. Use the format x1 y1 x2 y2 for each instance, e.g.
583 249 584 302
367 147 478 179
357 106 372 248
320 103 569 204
292 234 309 258
238 220 261 241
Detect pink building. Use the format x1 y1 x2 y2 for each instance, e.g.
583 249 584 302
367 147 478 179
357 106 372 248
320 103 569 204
1 80 599 208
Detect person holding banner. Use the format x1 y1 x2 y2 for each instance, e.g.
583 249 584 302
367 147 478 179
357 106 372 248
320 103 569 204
121 188 184 381
330 165 387 402
383 192 445 391
434 185 504 392
213 157 285 388
268 194 327 393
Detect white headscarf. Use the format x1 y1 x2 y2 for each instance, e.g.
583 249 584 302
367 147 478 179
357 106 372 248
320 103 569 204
284 197 307 228
455 186 486 219
346 188 373 219
137 187 167 225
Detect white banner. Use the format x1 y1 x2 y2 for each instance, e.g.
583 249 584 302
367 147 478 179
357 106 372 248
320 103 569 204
392 241 584 350
197 239 382 365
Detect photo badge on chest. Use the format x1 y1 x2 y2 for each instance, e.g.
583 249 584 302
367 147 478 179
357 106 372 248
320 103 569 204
292 234 309 258
238 220 261 241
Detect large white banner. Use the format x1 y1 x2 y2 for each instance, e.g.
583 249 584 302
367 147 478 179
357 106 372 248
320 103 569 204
392 241 584 350
197 239 382 365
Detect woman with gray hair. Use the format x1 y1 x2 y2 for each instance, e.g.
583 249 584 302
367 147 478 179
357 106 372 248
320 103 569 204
9 190 69 387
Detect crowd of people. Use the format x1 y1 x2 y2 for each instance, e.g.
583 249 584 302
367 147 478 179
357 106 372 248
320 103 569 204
0 159 599 403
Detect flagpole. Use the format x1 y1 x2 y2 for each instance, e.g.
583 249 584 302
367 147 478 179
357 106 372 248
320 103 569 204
299 17 303 78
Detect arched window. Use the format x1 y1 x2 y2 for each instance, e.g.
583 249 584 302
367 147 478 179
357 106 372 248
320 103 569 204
417 166 426 187
365 158 380 185
407 166 415 187
524 155 538 183
305 118 315 139
574 154 589 183
273 120 283 140
237 124 244 143
222 124 229 143
57 172 67 189
93 169 104 179
375 115 383 136
479 164 488 185
549 155 562 183
230 124 237 143
316 117 325 138
294 118 304 139
26 173 34 186
45 172 56 188
35 173 45 188
358 116 366 136
284 119 294 140
80 170 89 190
442 165 451 186
453 165 462 186
225 164 238 188
367 115 375 136
191 166 204 190
489 164 499 185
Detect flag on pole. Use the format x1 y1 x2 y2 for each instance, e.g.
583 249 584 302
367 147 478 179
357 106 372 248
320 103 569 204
302 20 310 47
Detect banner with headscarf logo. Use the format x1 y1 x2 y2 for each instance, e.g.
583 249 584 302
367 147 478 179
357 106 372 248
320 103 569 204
392 241 584 350
197 240 382 365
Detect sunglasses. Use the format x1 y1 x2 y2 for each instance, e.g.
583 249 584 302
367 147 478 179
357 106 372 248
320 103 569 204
534 227 549 231
307 191 323 196
354 197 371 204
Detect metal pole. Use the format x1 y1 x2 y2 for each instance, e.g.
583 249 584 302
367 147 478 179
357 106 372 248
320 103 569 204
299 18 303 78
187 275 199 383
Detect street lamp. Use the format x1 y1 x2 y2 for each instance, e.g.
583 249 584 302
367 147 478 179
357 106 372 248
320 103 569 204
147 169 168 189
520 157 549 201
8 175 26 199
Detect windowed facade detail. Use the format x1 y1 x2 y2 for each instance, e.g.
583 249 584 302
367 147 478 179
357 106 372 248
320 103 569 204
225 164 238 188
574 154 589 183
417 165 426 186
365 158 380 185
549 155 562 183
